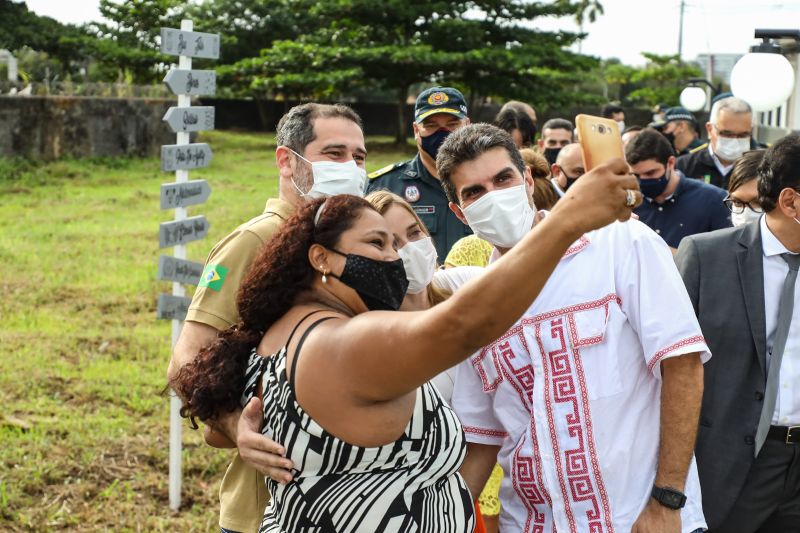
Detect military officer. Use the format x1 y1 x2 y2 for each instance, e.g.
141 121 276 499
367 86 472 260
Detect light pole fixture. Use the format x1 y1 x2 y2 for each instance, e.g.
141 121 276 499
730 29 798 112
680 78 721 112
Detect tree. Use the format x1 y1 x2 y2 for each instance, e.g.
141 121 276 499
622 53 702 107
219 0 602 142
0 0 88 78
71 0 186 83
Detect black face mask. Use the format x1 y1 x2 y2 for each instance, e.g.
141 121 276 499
661 130 676 148
329 250 409 311
556 165 581 191
544 147 561 166
420 129 451 161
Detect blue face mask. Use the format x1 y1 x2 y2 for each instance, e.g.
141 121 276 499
638 171 670 199
420 129 451 161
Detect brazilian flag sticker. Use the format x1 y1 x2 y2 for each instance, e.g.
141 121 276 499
199 264 228 291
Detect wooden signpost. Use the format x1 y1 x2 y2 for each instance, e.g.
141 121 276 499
157 19 219 512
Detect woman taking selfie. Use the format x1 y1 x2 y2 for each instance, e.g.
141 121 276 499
172 156 637 531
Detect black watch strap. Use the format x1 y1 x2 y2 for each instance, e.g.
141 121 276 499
651 485 687 510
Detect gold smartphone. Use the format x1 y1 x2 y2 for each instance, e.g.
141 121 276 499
575 114 624 171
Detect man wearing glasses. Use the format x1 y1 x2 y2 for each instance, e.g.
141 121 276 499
675 133 800 532
677 96 754 189
626 129 731 250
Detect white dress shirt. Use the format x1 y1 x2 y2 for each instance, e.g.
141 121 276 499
760 216 800 425
452 219 710 533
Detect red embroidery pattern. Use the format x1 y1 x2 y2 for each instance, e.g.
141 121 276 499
511 424 551 533
647 335 706 373
564 236 591 258
535 316 613 533
462 425 508 439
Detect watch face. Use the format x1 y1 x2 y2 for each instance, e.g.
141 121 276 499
666 493 681 506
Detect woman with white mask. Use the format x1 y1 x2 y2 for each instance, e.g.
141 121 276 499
365 191 483 364
725 150 766 227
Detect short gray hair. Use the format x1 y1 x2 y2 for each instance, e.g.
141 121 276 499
709 96 752 126
437 123 526 205
275 103 363 154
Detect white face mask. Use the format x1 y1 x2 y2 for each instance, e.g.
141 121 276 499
462 184 534 249
616 120 625 134
398 236 438 294
714 136 750 162
291 150 367 199
730 207 761 227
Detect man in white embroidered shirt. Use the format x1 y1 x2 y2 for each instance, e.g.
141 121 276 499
438 124 710 533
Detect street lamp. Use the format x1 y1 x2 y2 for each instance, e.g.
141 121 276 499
730 29 798 112
680 78 721 112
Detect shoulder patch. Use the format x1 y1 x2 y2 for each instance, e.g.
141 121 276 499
689 142 708 154
368 162 404 180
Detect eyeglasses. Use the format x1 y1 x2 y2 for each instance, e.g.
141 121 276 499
723 196 763 214
712 125 751 139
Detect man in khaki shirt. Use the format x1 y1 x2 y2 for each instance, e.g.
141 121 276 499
168 102 368 533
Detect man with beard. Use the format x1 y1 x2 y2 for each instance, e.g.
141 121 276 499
367 86 472 260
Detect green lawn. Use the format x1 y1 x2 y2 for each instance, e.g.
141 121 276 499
0 130 415 531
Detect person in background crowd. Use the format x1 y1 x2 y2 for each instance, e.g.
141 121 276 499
437 123 707 533
520 148 559 211
367 86 472 261
627 129 731 250
172 148 642 531
725 150 766 227
602 103 626 133
494 105 537 149
500 100 537 126
661 107 704 155
549 142 584 199
675 133 800 533
676 96 754 189
537 118 574 166
623 125 644 147
168 103 369 533
651 103 670 128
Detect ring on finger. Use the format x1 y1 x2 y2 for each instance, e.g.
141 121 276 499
625 189 636 207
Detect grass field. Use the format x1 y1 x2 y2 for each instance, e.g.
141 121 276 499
0 130 415 532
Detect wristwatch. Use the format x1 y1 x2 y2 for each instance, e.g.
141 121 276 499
651 485 686 510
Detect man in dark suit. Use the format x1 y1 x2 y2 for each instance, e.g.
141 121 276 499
675 133 800 532
676 96 753 190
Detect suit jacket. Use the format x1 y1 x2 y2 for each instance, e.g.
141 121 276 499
675 143 730 189
675 221 767 529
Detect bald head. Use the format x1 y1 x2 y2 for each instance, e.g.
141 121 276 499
552 143 585 190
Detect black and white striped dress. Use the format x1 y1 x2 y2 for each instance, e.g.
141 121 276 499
241 314 475 533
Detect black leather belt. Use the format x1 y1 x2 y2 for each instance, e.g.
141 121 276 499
767 425 800 444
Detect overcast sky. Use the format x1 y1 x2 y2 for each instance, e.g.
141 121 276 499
23 0 800 66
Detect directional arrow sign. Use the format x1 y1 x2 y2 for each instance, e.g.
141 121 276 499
156 294 192 321
163 106 215 133
161 143 212 172
160 179 211 209
159 215 210 248
157 255 204 285
160 28 220 59
163 69 216 96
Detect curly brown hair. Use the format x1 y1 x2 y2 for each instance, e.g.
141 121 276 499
171 194 376 425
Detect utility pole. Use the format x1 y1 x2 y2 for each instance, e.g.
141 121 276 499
678 0 686 63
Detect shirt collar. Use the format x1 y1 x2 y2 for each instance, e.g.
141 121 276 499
760 214 792 257
488 210 591 263
263 197 295 219
708 143 735 176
